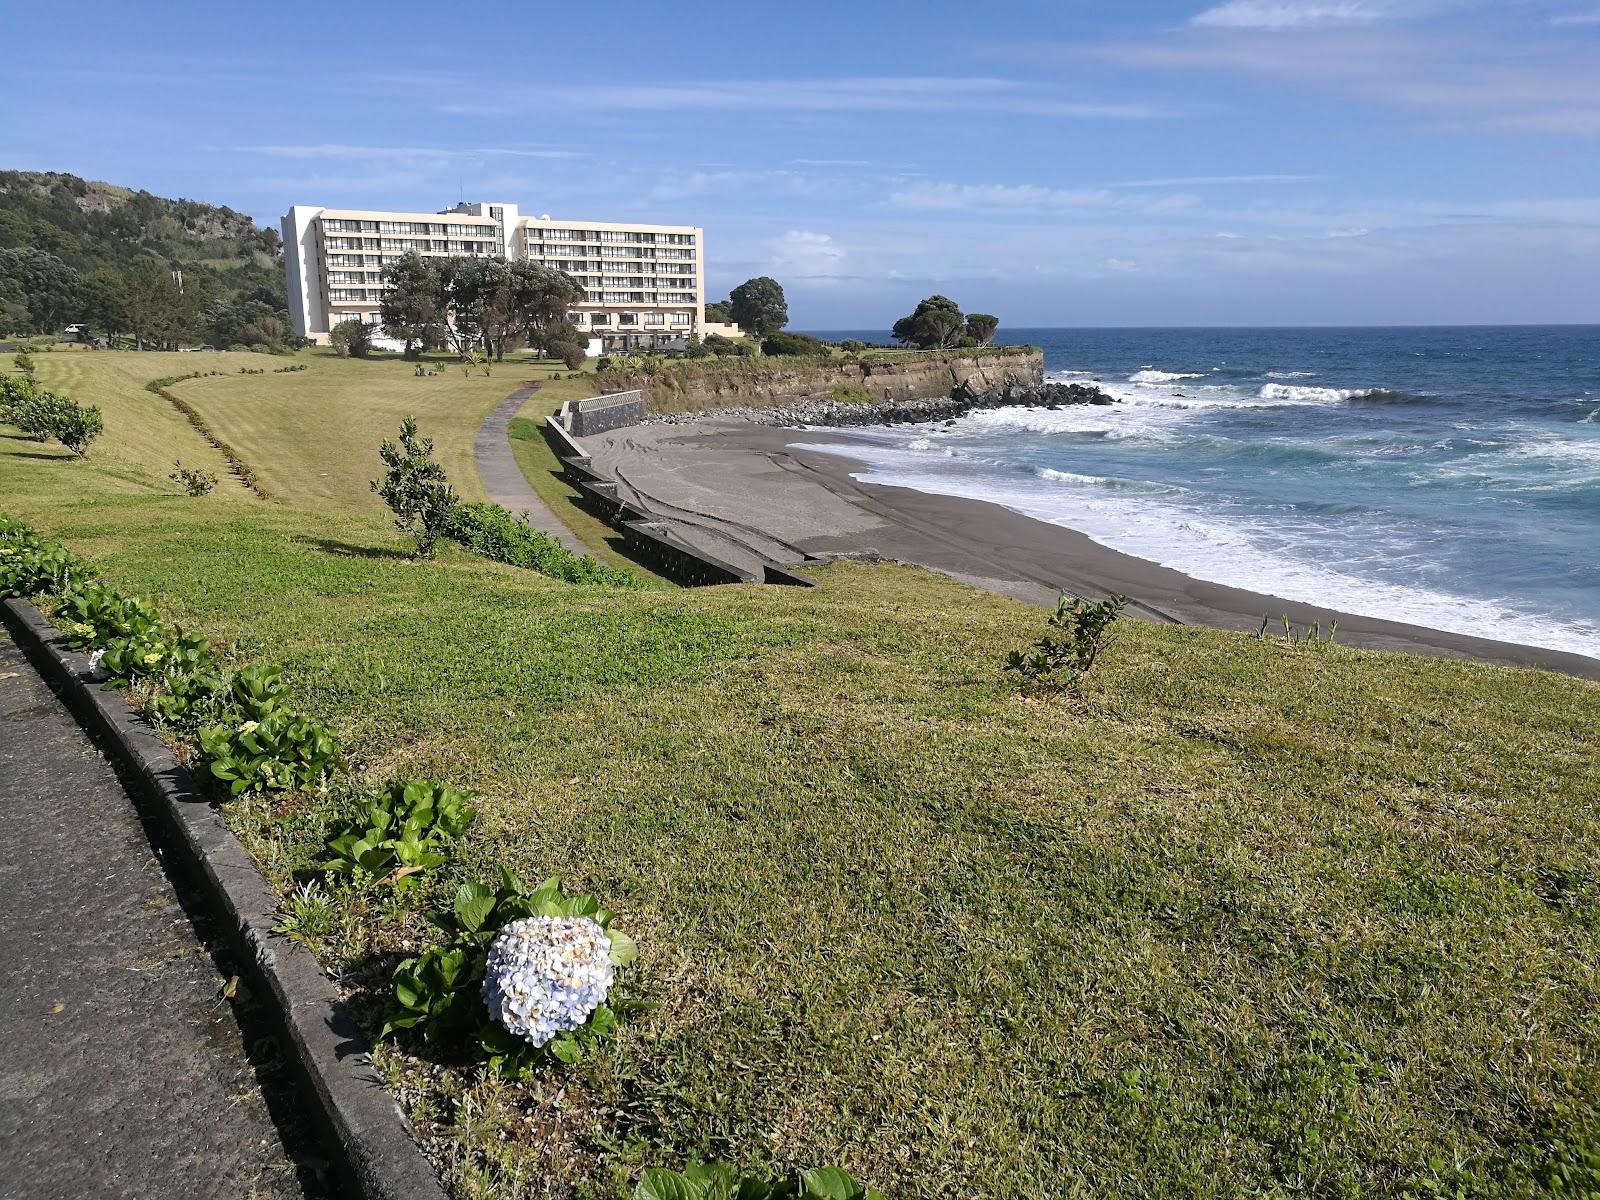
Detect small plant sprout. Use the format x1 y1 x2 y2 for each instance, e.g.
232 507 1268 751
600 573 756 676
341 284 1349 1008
1255 614 1339 648
1004 592 1129 696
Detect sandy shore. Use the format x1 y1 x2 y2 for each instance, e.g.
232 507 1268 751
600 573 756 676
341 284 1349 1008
587 416 1600 680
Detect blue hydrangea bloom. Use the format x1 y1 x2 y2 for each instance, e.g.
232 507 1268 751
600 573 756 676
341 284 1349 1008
481 916 615 1047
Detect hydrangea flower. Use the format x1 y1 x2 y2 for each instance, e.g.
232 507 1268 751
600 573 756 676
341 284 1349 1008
482 916 614 1047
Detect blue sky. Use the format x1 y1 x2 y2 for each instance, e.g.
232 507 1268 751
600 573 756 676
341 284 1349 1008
4 0 1598 328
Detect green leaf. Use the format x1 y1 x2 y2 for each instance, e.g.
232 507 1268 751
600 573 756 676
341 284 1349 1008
801 1169 862 1200
635 1169 699 1200
454 881 496 932
548 1035 581 1064
606 927 639 967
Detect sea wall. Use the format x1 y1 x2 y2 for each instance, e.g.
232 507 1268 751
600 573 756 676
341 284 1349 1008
597 347 1044 417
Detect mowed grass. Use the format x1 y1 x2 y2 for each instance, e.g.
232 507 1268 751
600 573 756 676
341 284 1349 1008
4 354 1600 1199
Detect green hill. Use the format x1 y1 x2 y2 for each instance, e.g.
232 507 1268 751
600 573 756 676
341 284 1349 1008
0 169 281 300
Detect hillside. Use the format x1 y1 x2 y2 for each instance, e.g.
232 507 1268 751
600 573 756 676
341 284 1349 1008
0 170 283 309
3 350 1599 1198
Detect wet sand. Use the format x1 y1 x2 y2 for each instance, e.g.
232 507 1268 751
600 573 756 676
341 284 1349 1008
587 417 1600 681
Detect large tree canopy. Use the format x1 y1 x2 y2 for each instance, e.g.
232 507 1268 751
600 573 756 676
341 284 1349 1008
893 295 969 350
728 276 788 338
383 254 587 361
0 247 78 333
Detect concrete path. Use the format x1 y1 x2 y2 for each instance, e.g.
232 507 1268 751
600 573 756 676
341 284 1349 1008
0 634 329 1199
473 383 584 553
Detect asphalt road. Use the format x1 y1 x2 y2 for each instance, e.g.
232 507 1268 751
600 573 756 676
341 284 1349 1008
0 633 331 1199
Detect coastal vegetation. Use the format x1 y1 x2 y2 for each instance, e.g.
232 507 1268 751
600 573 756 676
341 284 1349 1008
3 349 1599 1198
892 294 1000 349
0 170 290 348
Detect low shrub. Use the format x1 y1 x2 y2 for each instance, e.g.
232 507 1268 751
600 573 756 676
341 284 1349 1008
445 502 640 587
13 349 35 374
322 779 476 891
0 515 94 598
384 872 637 1073
372 416 457 558
196 711 342 795
828 385 872 405
170 462 218 495
1 377 101 454
1003 592 1128 695
839 339 868 353
634 1165 882 1200
760 330 831 358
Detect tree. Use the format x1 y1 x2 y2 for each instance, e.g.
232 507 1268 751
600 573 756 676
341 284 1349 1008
76 267 131 343
119 256 203 349
728 277 788 338
380 253 447 359
892 295 965 350
371 416 457 558
965 313 999 345
0 248 79 333
760 330 829 357
330 319 376 358
704 300 732 324
505 261 584 361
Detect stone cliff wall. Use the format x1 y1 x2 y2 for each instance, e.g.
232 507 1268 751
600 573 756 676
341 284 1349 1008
597 348 1044 416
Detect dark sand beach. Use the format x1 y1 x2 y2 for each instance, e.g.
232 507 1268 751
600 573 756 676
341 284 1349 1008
587 416 1600 680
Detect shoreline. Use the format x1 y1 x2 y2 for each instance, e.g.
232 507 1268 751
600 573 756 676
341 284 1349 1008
585 416 1600 681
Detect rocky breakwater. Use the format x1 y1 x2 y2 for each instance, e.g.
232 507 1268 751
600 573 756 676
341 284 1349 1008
648 378 1116 429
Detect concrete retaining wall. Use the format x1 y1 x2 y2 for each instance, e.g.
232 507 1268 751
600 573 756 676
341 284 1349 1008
598 348 1044 418
569 391 645 437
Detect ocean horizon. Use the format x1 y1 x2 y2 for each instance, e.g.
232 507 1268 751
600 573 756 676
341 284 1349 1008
800 325 1600 659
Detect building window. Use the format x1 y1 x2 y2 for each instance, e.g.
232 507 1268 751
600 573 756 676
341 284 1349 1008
567 312 585 324
590 313 609 326
618 312 637 325
672 312 692 326
645 313 665 326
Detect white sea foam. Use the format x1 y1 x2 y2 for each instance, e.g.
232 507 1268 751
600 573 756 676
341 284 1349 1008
1265 370 1317 379
1257 383 1375 404
787 436 1600 660
1129 369 1205 383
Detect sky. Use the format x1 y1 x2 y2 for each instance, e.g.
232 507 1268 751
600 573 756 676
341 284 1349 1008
3 0 1598 328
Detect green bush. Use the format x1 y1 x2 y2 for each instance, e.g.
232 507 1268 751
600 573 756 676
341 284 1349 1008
372 416 457 558
760 330 831 357
0 515 94 598
445 501 640 587
634 1165 882 1200
839 339 868 353
169 462 218 495
383 872 637 1073
196 711 342 795
322 780 476 891
1004 592 1128 695
828 385 872 405
0 379 102 455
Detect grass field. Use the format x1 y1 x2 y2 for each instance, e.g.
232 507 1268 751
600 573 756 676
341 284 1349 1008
4 351 1600 1199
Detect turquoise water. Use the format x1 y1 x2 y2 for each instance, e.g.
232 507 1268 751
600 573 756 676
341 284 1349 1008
801 327 1600 658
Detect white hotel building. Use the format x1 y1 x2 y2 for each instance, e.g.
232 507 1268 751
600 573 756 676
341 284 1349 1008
282 200 722 352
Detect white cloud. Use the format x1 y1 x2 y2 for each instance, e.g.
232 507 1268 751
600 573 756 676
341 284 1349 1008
1190 1 1394 28
765 230 849 279
1550 8 1600 24
886 180 1202 216
404 74 1176 121
1108 173 1322 187
243 144 580 162
645 169 824 202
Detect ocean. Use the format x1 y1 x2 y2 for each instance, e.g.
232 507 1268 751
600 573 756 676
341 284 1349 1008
801 326 1600 659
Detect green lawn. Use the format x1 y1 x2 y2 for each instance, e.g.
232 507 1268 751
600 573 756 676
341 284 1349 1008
4 352 1599 1199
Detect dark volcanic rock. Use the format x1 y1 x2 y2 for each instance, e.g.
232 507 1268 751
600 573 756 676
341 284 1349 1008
648 378 1117 429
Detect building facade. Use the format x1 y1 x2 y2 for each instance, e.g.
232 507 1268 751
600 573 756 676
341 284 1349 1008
281 200 711 352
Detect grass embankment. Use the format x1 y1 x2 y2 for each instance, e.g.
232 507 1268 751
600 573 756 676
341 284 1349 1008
3 352 1600 1199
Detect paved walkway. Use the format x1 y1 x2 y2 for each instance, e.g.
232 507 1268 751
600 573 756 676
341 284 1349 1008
0 634 328 1199
473 383 584 553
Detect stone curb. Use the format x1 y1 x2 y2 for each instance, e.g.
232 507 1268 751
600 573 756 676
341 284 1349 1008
1 597 449 1200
